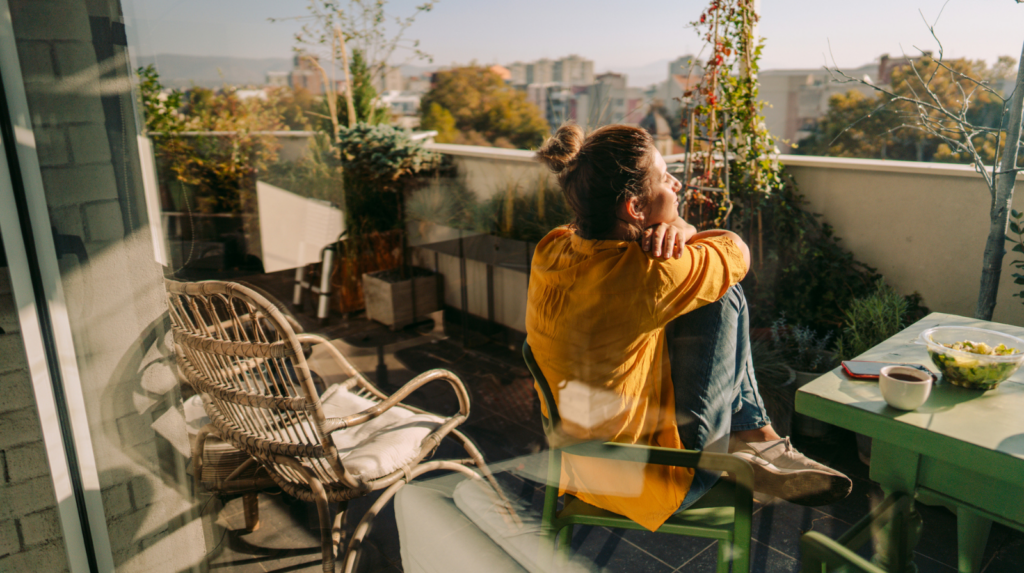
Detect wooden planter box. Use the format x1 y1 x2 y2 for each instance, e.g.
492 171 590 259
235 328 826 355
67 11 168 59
362 268 441 330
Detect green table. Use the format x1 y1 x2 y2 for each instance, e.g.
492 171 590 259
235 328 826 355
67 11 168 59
795 313 1024 573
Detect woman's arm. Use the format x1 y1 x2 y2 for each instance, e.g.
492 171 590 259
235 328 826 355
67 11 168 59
688 229 751 270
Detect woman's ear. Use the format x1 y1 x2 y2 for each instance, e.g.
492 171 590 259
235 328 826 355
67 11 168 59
625 197 644 222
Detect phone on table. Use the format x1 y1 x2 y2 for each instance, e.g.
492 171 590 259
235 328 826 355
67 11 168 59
841 360 934 380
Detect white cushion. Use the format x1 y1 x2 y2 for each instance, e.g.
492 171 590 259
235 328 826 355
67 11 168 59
319 384 446 481
453 479 596 573
396 480 531 573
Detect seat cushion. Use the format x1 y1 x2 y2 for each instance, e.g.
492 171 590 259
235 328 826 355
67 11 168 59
453 479 595 573
319 383 446 481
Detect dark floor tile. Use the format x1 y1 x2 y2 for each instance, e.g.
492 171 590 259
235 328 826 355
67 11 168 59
671 542 719 572
569 526 675 573
912 551 958 573
910 503 961 568
983 527 1024 573
616 528 715 570
747 539 801 573
752 500 853 561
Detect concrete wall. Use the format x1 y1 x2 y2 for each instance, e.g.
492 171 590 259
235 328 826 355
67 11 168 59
783 155 1024 326
427 144 1024 330
0 267 69 571
5 0 206 571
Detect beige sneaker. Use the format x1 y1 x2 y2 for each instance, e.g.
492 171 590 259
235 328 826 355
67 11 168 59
730 437 852 506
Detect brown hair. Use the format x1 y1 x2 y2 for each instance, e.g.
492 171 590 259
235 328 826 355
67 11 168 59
535 122 657 240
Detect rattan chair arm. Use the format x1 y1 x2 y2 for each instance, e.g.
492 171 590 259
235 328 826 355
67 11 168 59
321 369 471 434
294 334 380 392
559 440 754 492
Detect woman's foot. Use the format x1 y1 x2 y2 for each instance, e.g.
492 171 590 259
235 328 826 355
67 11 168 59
729 436 853 506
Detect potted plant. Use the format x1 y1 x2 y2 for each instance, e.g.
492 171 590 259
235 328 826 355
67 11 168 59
335 123 442 329
834 279 925 464
750 338 796 438
770 315 838 438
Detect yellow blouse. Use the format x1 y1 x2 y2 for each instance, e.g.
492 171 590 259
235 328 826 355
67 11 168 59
525 226 747 531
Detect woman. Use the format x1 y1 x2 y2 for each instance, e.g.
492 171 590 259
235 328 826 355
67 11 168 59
526 123 850 531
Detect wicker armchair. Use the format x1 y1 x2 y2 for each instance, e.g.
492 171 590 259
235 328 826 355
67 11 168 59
165 279 505 573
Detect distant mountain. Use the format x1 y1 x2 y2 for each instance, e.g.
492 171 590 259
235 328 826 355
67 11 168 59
136 54 292 89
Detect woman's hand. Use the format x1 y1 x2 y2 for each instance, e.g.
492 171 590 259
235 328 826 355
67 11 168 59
642 223 684 259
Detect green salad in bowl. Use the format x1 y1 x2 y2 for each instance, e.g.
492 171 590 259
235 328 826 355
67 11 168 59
919 326 1024 390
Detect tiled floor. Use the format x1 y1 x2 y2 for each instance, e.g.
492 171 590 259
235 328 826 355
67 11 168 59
203 272 1024 572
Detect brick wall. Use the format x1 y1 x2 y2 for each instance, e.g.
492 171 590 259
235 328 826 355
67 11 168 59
0 269 69 571
3 1 207 571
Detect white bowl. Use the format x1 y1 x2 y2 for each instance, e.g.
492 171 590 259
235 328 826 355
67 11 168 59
879 366 932 411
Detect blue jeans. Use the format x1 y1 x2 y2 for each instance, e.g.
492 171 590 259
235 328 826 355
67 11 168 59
669 284 771 512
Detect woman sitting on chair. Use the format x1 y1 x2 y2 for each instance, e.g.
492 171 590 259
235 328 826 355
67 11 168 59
525 123 851 532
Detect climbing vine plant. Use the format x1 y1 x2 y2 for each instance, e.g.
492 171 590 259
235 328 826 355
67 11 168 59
688 0 781 200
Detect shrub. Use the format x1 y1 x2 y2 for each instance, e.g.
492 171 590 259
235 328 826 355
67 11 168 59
833 279 923 361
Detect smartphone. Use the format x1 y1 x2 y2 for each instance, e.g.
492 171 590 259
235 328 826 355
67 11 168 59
841 360 934 380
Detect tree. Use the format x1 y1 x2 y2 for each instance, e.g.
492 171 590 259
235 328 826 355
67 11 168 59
272 1 435 139
798 57 1011 163
420 102 457 142
137 64 184 134
419 66 549 149
336 49 391 126
826 9 1024 321
795 90 891 159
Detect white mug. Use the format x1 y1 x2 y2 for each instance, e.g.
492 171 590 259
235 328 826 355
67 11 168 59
879 366 932 410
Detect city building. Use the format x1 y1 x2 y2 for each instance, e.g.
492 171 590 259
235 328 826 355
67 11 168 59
526 83 573 129
650 55 704 120
266 53 347 96
380 90 422 117
376 65 406 93
573 72 645 129
405 74 433 93
507 62 528 86
526 58 555 85
552 54 595 87
759 61 879 152
511 55 596 88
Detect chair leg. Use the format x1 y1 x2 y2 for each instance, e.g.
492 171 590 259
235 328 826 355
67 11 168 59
309 481 335 573
716 541 729 573
242 493 260 532
333 500 349 548
557 524 574 556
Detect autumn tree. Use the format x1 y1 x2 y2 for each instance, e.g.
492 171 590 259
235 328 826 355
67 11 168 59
823 9 1024 321
797 57 1012 163
420 66 549 149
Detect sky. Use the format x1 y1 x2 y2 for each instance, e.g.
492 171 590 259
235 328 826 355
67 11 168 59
124 0 1024 84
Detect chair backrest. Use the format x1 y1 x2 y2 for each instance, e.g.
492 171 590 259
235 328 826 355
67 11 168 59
522 341 560 439
164 278 350 489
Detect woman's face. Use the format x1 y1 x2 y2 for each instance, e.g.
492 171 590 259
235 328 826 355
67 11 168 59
643 151 682 226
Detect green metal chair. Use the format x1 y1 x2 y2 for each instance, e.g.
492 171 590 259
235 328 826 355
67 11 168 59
523 341 755 573
800 492 913 573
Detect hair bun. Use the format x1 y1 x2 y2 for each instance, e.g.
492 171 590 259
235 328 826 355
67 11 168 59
536 122 584 173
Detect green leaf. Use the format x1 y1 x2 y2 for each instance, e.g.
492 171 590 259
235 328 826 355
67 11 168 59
1014 244 1024 253
1011 221 1021 234
1013 277 1024 285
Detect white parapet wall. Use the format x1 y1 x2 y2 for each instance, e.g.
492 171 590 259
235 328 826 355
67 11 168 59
424 143 1024 329
783 155 1024 327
